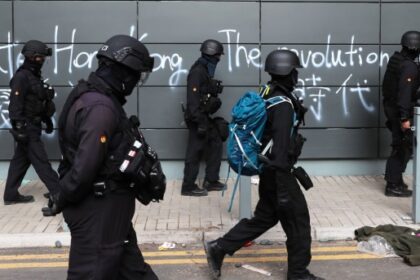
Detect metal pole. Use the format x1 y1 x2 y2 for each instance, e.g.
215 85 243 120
239 176 252 219
413 107 420 223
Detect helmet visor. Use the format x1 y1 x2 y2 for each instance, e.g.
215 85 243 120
138 72 150 86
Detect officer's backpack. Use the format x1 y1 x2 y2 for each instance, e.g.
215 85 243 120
227 89 295 176
225 86 296 211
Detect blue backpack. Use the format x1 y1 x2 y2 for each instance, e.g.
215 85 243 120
225 87 295 211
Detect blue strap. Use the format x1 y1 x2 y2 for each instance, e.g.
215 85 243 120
222 166 231 197
228 164 242 212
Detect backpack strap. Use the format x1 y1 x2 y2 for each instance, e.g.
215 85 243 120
260 93 297 156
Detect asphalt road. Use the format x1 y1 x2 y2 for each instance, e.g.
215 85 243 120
0 242 418 280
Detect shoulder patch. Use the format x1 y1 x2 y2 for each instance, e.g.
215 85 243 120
192 87 198 92
15 91 19 96
100 135 107 144
407 77 412 83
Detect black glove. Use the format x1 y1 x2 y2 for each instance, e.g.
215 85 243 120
148 161 166 201
42 192 66 217
42 117 54 134
10 120 28 143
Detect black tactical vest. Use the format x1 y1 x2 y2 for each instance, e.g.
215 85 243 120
57 78 140 186
383 52 412 104
17 68 55 119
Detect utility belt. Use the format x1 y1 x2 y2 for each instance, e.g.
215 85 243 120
92 180 132 198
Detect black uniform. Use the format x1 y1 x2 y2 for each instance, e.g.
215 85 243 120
58 73 158 280
383 50 420 187
216 85 312 279
182 60 223 190
4 61 59 202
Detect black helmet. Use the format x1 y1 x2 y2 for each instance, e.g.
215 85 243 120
21 40 52 57
401 31 420 50
200 39 224 56
97 35 154 73
264 50 302 76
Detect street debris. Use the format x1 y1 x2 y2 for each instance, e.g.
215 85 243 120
158 242 176 251
241 264 272 276
259 239 274 246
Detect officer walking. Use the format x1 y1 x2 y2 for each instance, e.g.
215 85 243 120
204 50 324 280
4 40 59 205
182 39 226 196
382 31 420 197
42 35 160 279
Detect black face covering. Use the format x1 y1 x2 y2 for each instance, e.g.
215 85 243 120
401 47 420 61
199 54 220 78
95 59 140 103
22 58 44 76
270 69 298 92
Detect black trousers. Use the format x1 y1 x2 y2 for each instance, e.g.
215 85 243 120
217 170 312 279
384 106 412 184
4 124 59 201
63 190 158 280
182 125 222 189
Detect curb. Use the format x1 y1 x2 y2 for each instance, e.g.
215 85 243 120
0 226 358 249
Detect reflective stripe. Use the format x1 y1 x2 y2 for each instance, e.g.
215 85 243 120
233 131 259 171
261 139 273 156
250 131 262 146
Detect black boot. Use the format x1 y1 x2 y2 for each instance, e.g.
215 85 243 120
203 180 227 192
288 273 325 280
385 183 412 197
400 180 409 190
204 240 226 279
181 184 208 197
4 194 35 205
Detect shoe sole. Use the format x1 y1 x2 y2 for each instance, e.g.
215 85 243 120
385 193 412 197
206 187 227 192
4 198 35 205
203 240 221 280
181 192 208 197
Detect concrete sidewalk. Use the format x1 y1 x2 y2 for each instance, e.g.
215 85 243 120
0 176 418 248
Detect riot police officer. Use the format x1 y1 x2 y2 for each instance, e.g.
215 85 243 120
204 50 324 280
182 39 227 196
382 31 420 197
43 35 161 279
4 40 59 205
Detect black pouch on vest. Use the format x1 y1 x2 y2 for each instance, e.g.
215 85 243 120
292 166 313 191
119 140 148 181
212 117 229 141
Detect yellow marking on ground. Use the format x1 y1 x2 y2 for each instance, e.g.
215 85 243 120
0 246 358 260
144 246 358 257
0 254 68 261
147 254 379 265
0 246 360 261
0 262 68 269
0 253 380 269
